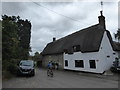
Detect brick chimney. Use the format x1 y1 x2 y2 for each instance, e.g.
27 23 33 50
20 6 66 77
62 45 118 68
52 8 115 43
98 11 106 29
53 37 56 42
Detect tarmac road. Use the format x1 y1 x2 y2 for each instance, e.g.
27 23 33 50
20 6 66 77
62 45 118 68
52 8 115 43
2 68 119 88
0 60 2 90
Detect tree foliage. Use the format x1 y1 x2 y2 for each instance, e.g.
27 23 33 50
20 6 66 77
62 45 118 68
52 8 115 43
33 52 40 61
33 52 43 67
115 28 120 42
0 20 2 60
2 15 31 72
17 18 31 59
2 15 19 60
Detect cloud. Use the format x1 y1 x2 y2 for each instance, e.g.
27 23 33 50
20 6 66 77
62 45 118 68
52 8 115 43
2 1 118 55
2 2 27 16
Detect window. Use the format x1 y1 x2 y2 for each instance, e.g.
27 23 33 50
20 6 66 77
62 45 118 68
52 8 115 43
75 60 84 68
107 56 110 58
68 52 73 55
113 53 116 55
73 45 80 52
64 49 68 54
65 60 68 67
89 60 96 69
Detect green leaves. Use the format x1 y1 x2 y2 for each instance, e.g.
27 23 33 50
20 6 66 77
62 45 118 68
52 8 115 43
115 29 120 42
2 15 19 60
2 14 31 63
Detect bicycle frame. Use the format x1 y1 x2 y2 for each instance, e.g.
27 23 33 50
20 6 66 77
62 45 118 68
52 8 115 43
47 69 53 77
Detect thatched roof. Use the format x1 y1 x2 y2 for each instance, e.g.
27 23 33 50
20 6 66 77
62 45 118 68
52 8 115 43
42 24 120 55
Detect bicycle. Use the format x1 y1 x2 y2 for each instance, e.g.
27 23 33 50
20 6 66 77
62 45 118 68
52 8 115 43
47 68 53 77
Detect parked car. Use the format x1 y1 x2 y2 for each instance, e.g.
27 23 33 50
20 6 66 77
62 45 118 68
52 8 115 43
110 58 120 73
17 60 35 76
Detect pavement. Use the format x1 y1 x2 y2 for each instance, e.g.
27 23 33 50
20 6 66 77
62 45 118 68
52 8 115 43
2 68 119 88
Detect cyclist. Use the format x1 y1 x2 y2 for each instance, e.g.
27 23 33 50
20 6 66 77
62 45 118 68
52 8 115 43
47 61 52 69
47 61 53 77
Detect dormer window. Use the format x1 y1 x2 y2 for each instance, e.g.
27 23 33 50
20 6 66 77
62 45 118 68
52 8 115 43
73 46 77 51
73 45 80 52
68 52 73 55
64 49 68 54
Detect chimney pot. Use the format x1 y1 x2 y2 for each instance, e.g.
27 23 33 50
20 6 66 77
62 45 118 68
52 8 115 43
100 11 103 16
53 37 56 42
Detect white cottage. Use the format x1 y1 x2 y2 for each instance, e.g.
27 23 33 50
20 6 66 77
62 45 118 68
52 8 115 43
42 11 120 74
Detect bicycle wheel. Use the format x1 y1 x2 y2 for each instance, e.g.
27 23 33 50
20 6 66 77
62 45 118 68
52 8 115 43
50 71 53 77
47 70 50 76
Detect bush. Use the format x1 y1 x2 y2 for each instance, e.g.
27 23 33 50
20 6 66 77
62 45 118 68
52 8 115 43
7 63 18 75
2 59 19 75
2 70 14 79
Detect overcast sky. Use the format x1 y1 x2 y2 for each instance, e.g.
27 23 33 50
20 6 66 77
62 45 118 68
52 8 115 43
1 0 119 55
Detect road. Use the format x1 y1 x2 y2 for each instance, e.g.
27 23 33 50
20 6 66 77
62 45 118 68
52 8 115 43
2 68 119 88
0 60 2 90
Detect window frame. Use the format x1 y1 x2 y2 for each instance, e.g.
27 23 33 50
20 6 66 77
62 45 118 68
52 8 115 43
89 60 96 69
73 45 80 52
65 60 68 67
75 60 84 68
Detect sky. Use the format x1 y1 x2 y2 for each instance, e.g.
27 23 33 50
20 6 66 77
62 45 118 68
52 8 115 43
1 0 119 56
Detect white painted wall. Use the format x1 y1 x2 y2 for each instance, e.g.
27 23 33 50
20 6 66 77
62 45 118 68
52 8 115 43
64 31 118 73
99 31 118 71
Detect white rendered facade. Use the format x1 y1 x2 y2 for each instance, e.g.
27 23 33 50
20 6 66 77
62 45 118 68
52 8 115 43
64 31 118 73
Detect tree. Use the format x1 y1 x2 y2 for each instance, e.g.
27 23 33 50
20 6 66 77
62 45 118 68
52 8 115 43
2 15 32 72
33 52 43 67
17 19 31 59
115 29 120 42
0 20 2 60
34 52 40 61
2 15 19 60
